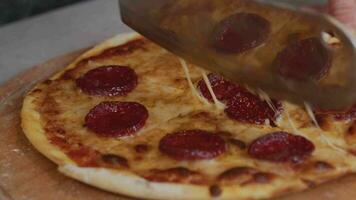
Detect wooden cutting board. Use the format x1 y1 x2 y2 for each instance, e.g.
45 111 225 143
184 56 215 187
1 49 356 200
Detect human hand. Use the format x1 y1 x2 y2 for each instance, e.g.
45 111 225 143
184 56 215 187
328 0 356 30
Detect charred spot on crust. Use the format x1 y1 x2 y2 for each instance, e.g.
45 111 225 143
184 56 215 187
43 79 52 85
298 160 334 173
302 179 317 188
218 167 274 185
55 127 65 135
49 134 69 149
102 154 129 168
216 131 233 139
228 138 247 150
349 149 356 156
44 124 66 137
314 161 334 172
253 172 272 183
192 111 211 118
89 39 147 63
144 167 205 184
290 155 306 165
314 105 356 122
209 185 222 197
270 120 277 127
151 167 193 176
348 123 356 136
135 144 149 153
61 68 77 80
100 39 146 57
76 59 88 68
32 89 42 93
79 39 146 65
219 167 257 180
345 123 356 145
315 115 332 131
173 78 185 84
41 103 61 116
67 147 101 167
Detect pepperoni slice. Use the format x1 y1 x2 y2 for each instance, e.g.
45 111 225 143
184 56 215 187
248 132 315 162
212 12 270 53
314 104 356 121
85 101 148 137
225 91 281 125
76 65 138 96
276 37 331 80
197 73 246 102
159 130 226 160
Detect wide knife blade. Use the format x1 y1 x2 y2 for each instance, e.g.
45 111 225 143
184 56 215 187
119 0 356 110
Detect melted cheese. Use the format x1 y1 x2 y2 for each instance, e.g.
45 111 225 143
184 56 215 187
257 89 278 113
322 31 341 45
285 109 303 135
304 102 347 153
255 89 279 126
179 59 210 105
26 35 356 198
304 102 320 129
201 70 226 110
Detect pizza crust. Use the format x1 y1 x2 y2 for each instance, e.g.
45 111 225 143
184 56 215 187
59 164 211 200
21 32 355 200
21 32 214 200
21 92 75 166
21 32 141 167
59 164 308 200
51 32 142 80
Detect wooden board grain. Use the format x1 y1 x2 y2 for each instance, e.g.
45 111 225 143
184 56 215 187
1 50 356 200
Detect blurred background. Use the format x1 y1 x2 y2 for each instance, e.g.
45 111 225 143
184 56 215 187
0 0 89 26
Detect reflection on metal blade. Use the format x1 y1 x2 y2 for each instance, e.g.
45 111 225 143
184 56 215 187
119 0 356 110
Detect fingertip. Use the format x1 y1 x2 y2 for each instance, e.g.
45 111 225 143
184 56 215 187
328 0 356 29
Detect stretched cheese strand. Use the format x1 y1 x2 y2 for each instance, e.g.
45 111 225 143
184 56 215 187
304 102 347 153
179 59 209 105
285 109 303 136
257 89 278 113
201 70 226 110
304 102 320 129
284 107 344 154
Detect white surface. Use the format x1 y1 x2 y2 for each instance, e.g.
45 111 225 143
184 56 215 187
0 0 131 85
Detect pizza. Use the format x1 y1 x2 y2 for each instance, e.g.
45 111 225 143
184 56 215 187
21 31 356 200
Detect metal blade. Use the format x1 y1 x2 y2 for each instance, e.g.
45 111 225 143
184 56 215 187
119 0 356 110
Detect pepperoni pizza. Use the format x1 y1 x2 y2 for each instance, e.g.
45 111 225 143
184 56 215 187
21 31 356 200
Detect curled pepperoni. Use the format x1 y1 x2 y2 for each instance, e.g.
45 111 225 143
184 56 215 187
276 37 331 80
212 12 270 53
314 104 356 121
248 132 315 162
76 65 138 96
225 91 282 125
159 130 226 160
85 101 148 137
197 73 245 102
